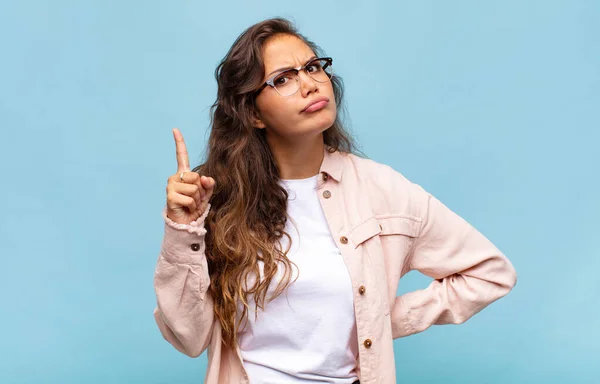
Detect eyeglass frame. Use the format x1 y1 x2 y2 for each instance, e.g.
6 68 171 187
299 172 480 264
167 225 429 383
254 57 333 97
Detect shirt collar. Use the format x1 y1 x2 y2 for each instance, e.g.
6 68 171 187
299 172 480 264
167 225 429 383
319 145 344 182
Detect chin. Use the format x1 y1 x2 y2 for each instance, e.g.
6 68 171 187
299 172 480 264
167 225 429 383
289 106 337 135
309 111 336 131
322 109 337 128
311 105 336 123
293 116 335 138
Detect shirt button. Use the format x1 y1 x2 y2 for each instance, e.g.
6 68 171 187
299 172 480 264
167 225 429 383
322 172 328 181
364 339 372 348
323 190 331 199
358 285 366 295
190 243 200 251
340 236 348 244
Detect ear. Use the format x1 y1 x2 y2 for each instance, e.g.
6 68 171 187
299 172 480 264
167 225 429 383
252 110 266 129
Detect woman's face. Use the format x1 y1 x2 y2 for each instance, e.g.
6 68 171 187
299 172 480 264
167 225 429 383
253 34 337 140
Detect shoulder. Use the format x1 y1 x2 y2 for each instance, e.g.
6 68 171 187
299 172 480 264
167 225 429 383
343 152 421 192
343 152 430 217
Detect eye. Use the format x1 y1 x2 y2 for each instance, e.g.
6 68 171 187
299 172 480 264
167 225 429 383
274 72 294 85
307 61 323 73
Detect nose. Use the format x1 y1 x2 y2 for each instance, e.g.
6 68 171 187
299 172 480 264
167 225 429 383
298 70 318 97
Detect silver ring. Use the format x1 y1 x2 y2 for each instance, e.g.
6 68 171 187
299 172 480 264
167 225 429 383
179 172 185 182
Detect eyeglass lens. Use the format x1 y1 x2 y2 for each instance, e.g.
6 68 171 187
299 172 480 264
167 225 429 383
273 59 333 96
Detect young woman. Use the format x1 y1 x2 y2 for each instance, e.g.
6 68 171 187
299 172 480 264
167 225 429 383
153 17 517 384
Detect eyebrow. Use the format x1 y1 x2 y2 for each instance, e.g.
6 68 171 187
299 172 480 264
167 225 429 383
265 56 318 78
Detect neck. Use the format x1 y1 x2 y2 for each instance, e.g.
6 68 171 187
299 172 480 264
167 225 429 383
267 133 325 180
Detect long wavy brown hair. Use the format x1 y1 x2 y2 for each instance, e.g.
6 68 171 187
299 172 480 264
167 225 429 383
192 17 362 349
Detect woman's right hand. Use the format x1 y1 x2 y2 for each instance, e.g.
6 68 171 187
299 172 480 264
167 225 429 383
166 128 216 225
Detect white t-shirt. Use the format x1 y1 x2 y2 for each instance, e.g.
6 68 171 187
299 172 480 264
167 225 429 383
237 174 359 383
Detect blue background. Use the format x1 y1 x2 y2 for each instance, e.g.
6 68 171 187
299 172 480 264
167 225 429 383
1 1 598 383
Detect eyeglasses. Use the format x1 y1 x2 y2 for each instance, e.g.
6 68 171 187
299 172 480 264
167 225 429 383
255 57 333 97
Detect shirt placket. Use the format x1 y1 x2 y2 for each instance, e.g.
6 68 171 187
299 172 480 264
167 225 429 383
316 171 375 383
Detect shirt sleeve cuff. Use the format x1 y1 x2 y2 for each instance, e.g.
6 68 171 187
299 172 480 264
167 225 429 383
162 204 211 236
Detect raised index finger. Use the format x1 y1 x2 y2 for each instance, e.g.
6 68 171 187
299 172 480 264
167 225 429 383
173 128 190 172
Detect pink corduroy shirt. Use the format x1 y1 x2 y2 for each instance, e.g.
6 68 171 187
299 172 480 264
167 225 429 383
153 147 517 384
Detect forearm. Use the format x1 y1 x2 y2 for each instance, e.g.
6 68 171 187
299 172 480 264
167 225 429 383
392 251 517 338
153 206 215 357
391 188 517 338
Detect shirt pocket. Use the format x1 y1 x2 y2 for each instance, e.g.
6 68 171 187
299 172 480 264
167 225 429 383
348 215 422 316
345 217 386 316
347 216 382 249
347 215 421 248
377 215 421 238
377 215 421 275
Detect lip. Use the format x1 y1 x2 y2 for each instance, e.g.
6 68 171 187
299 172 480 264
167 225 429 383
302 96 330 113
